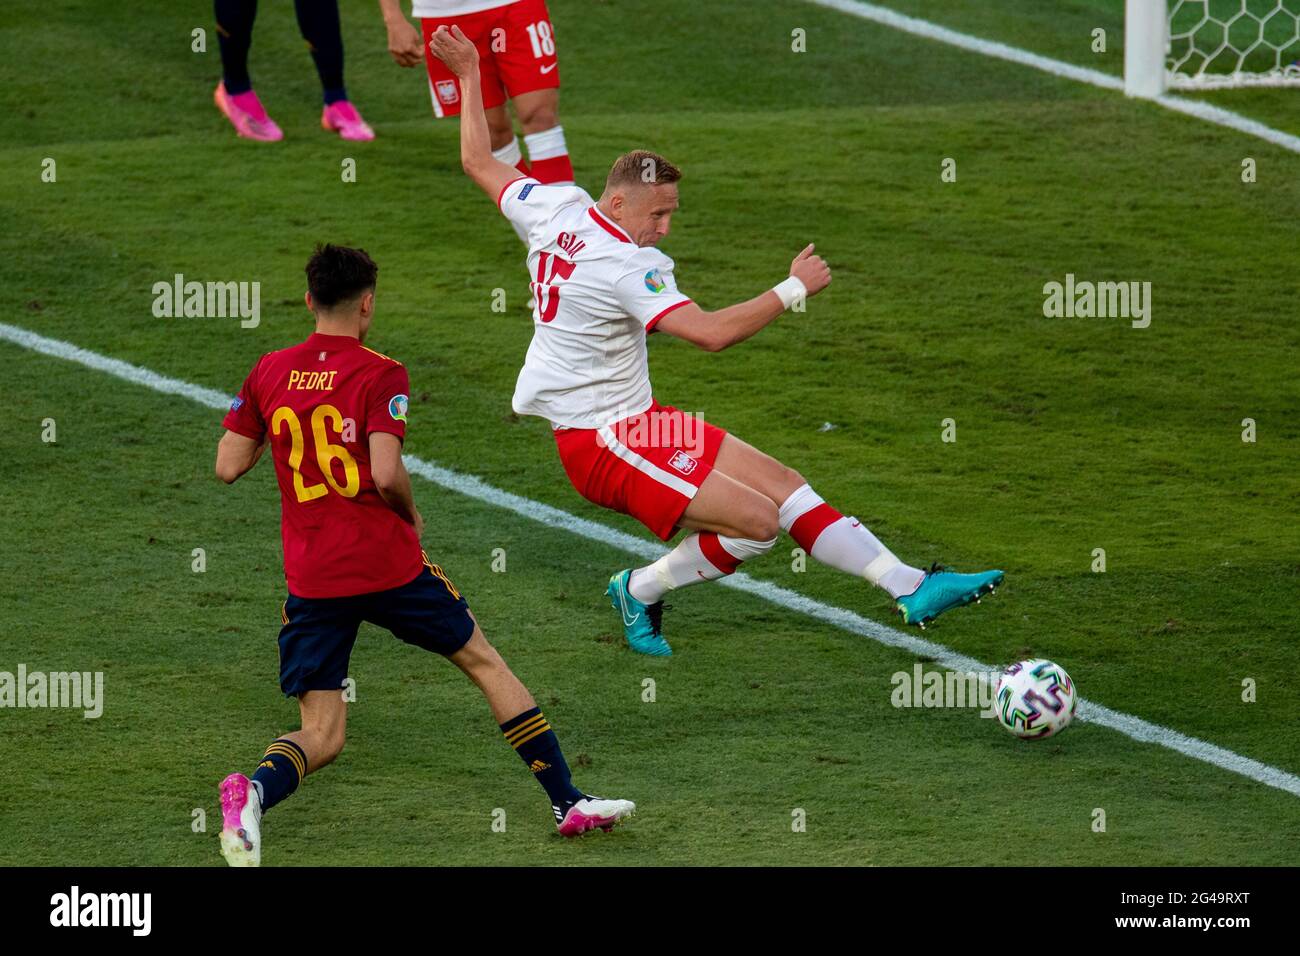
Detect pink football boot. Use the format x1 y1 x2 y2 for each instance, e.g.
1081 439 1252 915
321 100 375 141
557 796 636 837
219 772 263 866
214 82 284 142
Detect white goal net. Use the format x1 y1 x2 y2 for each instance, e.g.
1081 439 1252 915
1167 0 1300 88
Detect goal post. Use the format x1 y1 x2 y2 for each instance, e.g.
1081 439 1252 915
1125 0 1168 97
1125 0 1300 97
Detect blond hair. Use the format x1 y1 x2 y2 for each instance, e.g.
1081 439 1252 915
604 150 682 191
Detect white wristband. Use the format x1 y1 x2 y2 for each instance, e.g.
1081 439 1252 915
772 276 807 311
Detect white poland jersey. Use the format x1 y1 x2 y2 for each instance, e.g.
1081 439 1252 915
497 176 694 429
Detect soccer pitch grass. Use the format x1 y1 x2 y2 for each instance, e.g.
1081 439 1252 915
2 0 1298 865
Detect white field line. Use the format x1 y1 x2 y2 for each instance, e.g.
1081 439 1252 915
805 0 1300 155
3 319 1297 799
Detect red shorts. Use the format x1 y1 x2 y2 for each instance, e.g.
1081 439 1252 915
421 0 560 117
554 401 729 541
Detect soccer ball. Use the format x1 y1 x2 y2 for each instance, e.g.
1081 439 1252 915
994 659 1077 739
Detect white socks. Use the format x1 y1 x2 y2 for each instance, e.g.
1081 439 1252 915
628 531 776 605
624 484 924 605
491 136 523 167
778 484 924 598
523 125 574 185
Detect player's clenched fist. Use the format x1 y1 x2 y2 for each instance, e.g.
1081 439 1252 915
790 243 831 297
428 25 479 78
384 16 423 68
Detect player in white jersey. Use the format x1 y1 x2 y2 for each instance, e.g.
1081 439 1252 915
429 26 1006 655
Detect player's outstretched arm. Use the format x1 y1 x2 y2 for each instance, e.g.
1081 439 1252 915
379 0 423 68
655 244 832 352
369 432 424 541
427 25 522 201
215 430 267 484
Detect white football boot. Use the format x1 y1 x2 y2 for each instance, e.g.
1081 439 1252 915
219 772 263 866
556 796 636 837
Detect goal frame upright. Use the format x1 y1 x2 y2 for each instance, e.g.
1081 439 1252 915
1125 0 1168 97
1126 0 1300 96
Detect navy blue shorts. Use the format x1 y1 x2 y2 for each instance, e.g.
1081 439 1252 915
278 563 475 697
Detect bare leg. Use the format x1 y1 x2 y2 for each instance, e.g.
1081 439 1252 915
511 88 559 135
624 443 784 606
280 688 347 776
483 104 515 153
240 689 346 822
447 620 536 723
680 467 780 539
710 434 806 505
448 618 602 819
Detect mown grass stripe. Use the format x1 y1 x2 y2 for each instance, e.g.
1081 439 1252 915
806 0 1300 155
3 319 1297 799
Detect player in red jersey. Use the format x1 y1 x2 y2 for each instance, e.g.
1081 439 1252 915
212 244 632 864
379 0 573 191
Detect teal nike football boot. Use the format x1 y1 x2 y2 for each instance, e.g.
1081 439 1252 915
606 569 672 656
895 565 1004 629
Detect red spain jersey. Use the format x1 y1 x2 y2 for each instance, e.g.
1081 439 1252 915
222 332 423 598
